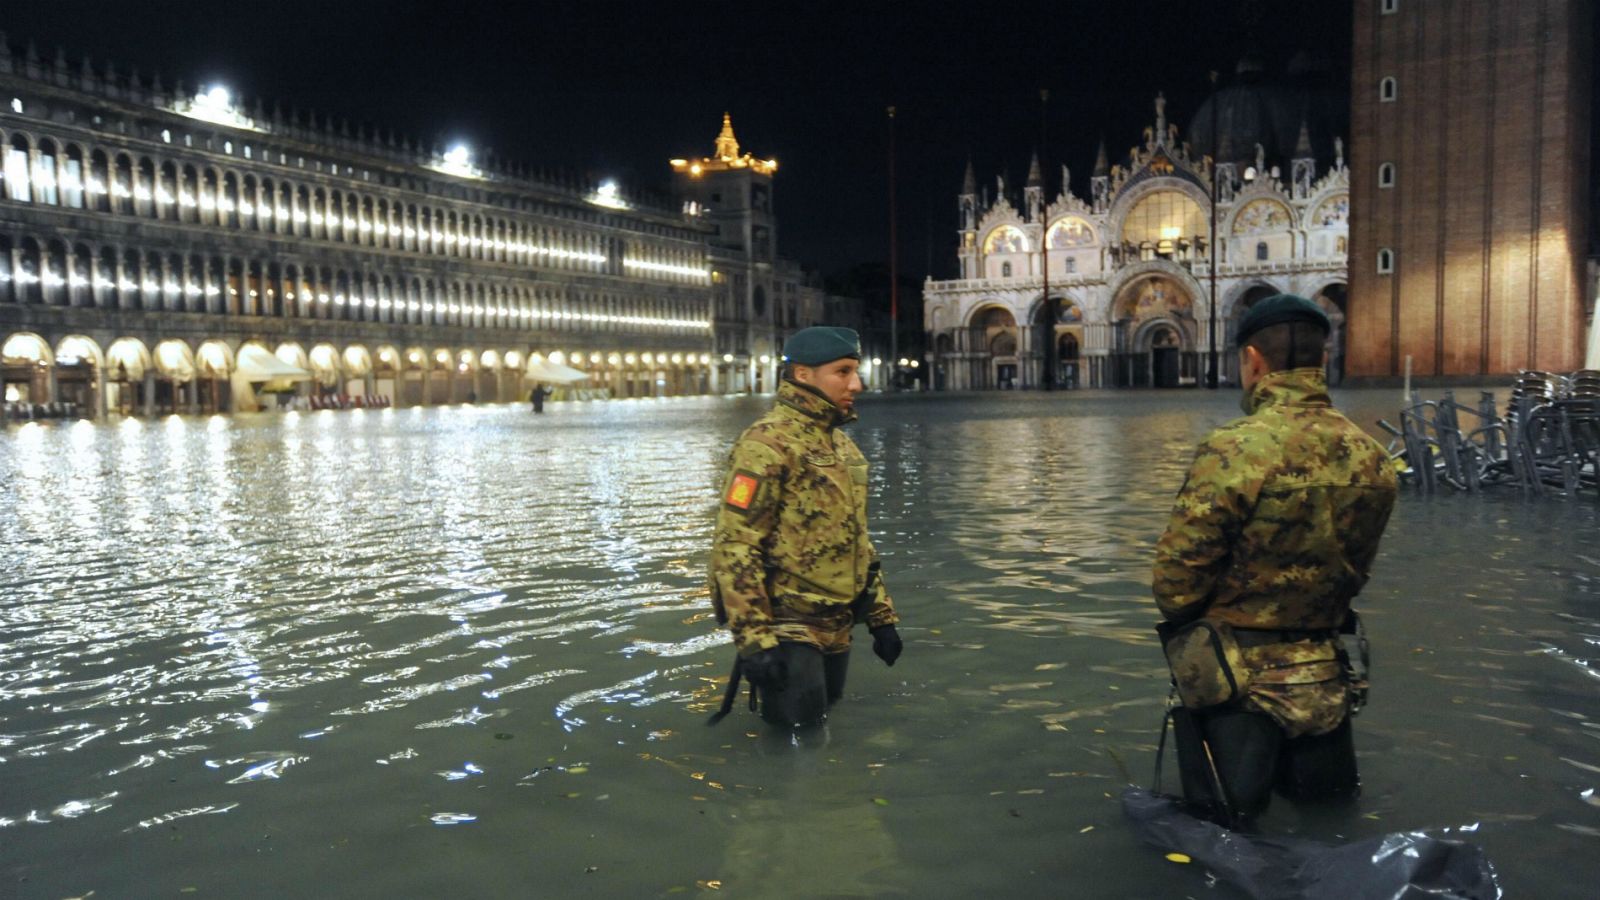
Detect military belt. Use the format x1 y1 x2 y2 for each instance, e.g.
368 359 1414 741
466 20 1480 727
1231 627 1338 649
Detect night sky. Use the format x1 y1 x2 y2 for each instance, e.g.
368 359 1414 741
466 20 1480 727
6 1 1354 281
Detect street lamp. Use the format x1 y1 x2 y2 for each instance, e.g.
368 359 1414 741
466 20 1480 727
1206 70 1221 389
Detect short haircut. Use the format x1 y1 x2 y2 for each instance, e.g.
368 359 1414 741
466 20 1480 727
1244 321 1328 371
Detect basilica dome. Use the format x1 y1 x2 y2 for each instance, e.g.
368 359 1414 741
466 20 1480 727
1187 53 1347 172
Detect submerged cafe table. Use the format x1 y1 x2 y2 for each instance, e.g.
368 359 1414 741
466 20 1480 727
1 390 1596 897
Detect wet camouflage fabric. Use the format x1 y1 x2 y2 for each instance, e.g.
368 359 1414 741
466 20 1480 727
1154 368 1398 737
709 379 897 656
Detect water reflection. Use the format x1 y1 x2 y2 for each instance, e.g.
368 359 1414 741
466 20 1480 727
0 390 1596 897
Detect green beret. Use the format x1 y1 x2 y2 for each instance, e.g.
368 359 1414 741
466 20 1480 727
1236 294 1330 345
782 326 862 366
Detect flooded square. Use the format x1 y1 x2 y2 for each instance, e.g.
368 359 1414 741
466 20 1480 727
2 389 1598 897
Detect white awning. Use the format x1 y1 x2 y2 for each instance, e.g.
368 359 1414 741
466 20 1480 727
236 344 312 382
525 359 590 384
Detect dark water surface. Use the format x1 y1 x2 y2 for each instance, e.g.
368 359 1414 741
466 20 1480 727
2 390 1597 898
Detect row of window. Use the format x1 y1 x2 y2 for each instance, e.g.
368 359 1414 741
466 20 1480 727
0 234 710 333
10 90 692 242
0 127 709 283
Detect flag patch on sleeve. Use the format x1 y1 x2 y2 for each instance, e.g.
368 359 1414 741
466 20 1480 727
725 472 760 511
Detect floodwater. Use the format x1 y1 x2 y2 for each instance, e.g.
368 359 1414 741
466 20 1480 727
1 389 1597 899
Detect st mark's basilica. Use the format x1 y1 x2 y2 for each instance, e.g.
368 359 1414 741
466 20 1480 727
923 63 1352 391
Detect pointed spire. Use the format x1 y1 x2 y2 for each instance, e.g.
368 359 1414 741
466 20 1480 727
1061 165 1070 193
1294 118 1313 158
714 112 740 160
1026 150 1042 187
961 158 975 194
1093 138 1109 176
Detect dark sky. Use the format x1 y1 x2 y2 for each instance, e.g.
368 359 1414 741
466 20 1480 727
6 0 1352 280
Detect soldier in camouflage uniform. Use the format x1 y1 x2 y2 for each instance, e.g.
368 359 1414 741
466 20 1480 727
1153 294 1398 823
709 326 903 727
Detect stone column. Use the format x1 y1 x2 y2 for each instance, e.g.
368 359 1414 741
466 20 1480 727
94 362 108 420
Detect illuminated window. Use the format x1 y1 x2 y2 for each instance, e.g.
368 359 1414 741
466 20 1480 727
1121 190 1207 248
5 140 30 203
983 225 1028 254
1378 163 1396 188
161 129 172 143
1380 77 1397 102
9 98 20 114
1377 248 1394 274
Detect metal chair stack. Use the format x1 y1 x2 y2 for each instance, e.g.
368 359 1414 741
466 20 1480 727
1382 371 1598 498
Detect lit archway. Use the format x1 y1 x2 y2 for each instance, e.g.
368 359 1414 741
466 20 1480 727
308 343 342 389
2 332 53 406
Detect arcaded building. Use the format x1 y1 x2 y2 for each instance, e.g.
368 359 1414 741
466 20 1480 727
0 36 719 418
1347 0 1593 378
923 78 1351 390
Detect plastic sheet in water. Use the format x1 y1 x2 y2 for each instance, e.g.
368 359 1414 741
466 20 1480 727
1121 788 1502 899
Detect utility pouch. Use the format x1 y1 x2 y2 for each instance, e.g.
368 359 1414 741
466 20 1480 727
1337 609 1371 713
1158 618 1249 709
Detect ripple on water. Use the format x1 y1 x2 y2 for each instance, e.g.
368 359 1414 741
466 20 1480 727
0 393 1597 897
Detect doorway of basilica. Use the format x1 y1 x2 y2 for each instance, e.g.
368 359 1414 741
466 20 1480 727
1110 275 1198 387
968 305 1019 390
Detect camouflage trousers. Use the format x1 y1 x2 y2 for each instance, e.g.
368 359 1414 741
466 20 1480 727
1239 640 1350 739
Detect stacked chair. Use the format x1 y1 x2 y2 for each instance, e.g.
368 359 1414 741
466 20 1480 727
1382 370 1599 498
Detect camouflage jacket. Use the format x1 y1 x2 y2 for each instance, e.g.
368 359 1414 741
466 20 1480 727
709 379 898 655
1154 369 1397 733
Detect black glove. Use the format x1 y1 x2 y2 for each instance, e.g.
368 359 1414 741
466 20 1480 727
741 647 788 692
870 624 903 667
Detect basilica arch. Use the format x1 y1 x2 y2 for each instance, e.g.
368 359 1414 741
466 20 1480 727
1107 268 1203 388
963 304 1021 390
1311 282 1349 385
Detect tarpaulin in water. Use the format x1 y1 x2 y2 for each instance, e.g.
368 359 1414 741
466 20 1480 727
1121 787 1501 899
